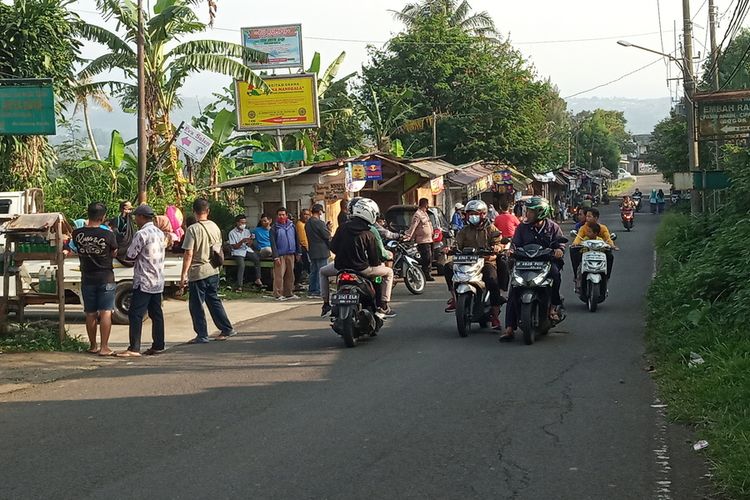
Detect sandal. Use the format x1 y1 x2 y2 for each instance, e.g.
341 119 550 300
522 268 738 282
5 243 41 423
499 332 515 342
115 350 141 357
98 350 115 357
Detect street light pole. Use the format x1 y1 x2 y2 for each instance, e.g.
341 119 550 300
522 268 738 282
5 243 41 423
136 0 147 204
682 0 702 215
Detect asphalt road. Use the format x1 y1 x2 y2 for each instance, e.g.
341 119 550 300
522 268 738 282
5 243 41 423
1 177 702 499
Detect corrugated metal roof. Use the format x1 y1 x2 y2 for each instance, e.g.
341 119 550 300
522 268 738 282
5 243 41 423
1 213 71 234
402 159 457 179
216 166 313 189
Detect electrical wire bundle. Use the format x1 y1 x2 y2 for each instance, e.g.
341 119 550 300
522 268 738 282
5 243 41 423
704 0 750 90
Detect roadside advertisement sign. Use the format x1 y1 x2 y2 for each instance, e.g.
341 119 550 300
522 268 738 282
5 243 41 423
235 74 320 131
351 160 383 181
492 169 513 185
174 122 214 162
241 24 303 70
0 82 56 135
345 163 367 193
430 176 445 195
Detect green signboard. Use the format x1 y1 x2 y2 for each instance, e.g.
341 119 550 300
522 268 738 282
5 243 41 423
696 97 750 141
252 149 305 163
0 83 56 135
693 171 731 190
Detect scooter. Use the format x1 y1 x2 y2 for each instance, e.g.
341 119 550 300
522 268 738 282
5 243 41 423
451 247 493 338
574 238 614 313
386 239 425 295
621 207 634 231
632 193 643 212
510 239 568 345
330 271 384 347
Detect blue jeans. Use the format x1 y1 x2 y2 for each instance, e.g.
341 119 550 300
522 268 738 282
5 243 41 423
308 258 328 294
188 274 233 340
128 288 165 351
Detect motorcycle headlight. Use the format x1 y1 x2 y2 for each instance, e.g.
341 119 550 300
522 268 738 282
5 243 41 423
531 264 552 285
512 271 525 286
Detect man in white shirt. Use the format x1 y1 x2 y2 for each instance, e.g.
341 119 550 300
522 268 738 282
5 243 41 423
228 214 262 290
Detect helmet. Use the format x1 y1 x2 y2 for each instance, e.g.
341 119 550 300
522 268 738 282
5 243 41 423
525 196 553 221
351 198 379 225
455 202 465 210
464 199 488 226
347 196 363 213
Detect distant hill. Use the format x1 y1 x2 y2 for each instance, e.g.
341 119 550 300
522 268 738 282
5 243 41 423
566 97 672 135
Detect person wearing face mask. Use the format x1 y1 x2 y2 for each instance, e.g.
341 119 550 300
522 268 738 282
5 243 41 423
269 207 301 300
228 214 263 291
443 200 505 329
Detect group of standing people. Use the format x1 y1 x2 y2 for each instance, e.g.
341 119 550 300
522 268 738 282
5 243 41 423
72 198 236 357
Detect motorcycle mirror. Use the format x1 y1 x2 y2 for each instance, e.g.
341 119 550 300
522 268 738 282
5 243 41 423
570 229 577 237
611 233 618 241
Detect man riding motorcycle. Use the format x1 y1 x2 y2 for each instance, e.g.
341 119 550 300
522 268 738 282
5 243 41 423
320 198 395 317
443 200 505 329
502 196 566 341
570 207 618 283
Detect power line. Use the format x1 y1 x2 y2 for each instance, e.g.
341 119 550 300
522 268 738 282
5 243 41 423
563 57 663 99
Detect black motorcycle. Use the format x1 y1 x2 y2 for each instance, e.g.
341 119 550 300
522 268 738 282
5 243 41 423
330 271 384 347
632 193 643 212
510 239 568 345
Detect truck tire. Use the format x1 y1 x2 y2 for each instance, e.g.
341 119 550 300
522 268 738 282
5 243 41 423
113 281 134 325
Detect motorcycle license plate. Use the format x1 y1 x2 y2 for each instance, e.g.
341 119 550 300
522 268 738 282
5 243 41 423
515 260 545 270
331 293 359 305
453 255 479 264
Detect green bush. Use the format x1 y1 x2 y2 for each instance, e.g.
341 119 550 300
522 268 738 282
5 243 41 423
0 322 88 353
647 150 750 498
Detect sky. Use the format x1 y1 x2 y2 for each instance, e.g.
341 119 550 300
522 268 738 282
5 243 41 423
69 0 741 101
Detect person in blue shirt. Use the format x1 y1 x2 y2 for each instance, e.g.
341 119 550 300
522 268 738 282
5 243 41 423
573 207 587 231
252 214 273 257
450 203 465 231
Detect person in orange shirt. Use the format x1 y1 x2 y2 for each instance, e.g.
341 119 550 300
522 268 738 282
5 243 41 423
493 198 521 239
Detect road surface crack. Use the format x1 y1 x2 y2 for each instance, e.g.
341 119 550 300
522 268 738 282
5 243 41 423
496 436 531 499
540 382 574 447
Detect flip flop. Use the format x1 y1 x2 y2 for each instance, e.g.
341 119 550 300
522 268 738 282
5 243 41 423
98 350 115 357
116 351 141 357
87 348 100 354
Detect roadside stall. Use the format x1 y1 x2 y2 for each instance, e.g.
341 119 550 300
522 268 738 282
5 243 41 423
0 213 69 339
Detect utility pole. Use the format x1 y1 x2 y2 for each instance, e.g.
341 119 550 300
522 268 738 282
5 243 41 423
136 0 147 204
276 129 286 208
708 0 720 212
682 0 702 215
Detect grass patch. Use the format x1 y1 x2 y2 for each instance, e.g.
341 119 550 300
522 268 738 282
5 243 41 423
0 321 88 353
648 212 750 498
608 177 636 196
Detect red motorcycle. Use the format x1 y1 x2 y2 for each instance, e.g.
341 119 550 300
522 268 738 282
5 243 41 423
621 207 635 232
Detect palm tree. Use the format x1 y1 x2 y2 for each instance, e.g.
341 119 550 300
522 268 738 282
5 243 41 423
79 0 268 199
391 0 498 38
71 78 113 160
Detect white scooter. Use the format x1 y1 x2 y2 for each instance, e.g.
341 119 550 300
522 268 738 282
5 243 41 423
574 238 615 312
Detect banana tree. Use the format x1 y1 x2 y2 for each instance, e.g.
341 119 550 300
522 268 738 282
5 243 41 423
79 0 269 200
69 77 113 160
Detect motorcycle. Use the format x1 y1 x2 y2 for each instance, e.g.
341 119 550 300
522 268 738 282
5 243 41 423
510 239 568 345
574 238 615 313
632 193 643 212
386 239 425 295
330 271 384 347
451 247 493 337
621 207 635 231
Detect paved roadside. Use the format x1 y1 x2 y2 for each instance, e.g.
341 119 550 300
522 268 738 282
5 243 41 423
0 296 313 395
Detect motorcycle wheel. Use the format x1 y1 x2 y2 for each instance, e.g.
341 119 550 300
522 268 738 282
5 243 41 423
456 293 472 337
587 282 599 313
404 264 426 295
520 302 537 345
342 316 357 347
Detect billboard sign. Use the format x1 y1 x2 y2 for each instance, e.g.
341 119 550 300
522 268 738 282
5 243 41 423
0 82 56 135
696 91 750 140
351 160 382 181
241 24 303 70
235 74 320 131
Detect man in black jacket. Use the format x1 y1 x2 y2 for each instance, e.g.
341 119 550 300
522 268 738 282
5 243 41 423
320 198 395 317
305 204 331 297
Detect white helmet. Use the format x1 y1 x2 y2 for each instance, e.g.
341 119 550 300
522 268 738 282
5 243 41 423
455 202 465 210
351 198 379 225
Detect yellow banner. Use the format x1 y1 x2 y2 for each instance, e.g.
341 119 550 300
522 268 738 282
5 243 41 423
235 74 319 131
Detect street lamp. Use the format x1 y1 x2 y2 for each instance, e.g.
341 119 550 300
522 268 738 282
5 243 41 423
617 37 700 214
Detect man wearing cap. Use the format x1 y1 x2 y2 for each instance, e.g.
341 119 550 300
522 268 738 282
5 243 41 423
451 202 465 232
305 203 331 297
118 204 166 357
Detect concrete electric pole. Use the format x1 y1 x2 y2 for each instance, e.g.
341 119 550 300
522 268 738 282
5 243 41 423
137 0 147 204
682 0 702 215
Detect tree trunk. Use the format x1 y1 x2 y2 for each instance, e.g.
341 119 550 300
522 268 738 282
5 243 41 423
82 100 100 160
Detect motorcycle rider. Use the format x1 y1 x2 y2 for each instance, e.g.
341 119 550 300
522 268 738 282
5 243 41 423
571 207 618 283
320 198 395 318
443 200 505 329
451 203 465 232
620 195 636 211
501 196 566 341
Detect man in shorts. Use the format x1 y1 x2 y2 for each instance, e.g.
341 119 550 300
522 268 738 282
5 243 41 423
71 202 118 356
